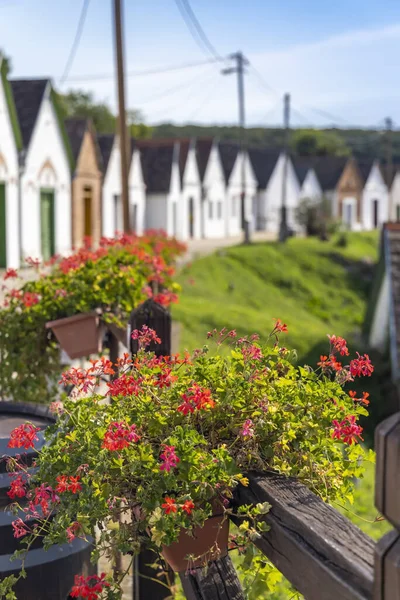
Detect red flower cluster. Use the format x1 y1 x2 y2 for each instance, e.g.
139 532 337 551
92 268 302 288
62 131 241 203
106 373 144 397
22 291 40 308
242 344 263 362
318 354 343 372
332 415 363 445
66 521 82 543
11 518 30 539
8 423 40 450
3 268 18 280
161 497 195 515
60 367 96 394
70 573 110 599
349 390 370 406
102 421 140 451
7 474 27 499
273 319 288 333
131 325 161 348
25 256 41 269
177 384 215 415
349 353 374 378
160 445 180 472
154 291 179 306
328 335 349 356
55 475 82 494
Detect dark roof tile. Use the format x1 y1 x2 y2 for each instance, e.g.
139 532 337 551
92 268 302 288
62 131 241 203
65 118 88 162
97 134 115 173
10 79 48 149
248 147 280 189
195 138 214 182
219 142 240 185
137 140 176 193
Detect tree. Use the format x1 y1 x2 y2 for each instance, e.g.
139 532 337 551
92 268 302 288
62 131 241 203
291 129 350 157
57 90 153 139
0 50 11 75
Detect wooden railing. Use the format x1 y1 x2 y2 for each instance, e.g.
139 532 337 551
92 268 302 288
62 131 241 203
179 411 400 600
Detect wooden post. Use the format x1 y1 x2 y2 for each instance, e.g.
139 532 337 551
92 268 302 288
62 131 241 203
374 412 400 599
130 299 173 599
179 555 245 600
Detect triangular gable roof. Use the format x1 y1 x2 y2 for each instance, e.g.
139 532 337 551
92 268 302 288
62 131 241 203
356 158 375 185
248 147 280 190
0 58 23 151
10 79 48 150
137 139 177 193
195 138 214 182
65 118 88 163
218 141 240 185
97 134 115 173
310 156 349 191
178 139 191 186
291 156 312 186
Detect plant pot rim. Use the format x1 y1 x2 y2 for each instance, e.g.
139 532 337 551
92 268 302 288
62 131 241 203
45 310 102 330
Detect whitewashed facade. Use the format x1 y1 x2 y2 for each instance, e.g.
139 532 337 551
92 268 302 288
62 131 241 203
102 137 146 237
299 168 323 202
361 161 389 230
0 60 20 268
225 151 258 237
179 142 201 241
141 142 181 237
200 142 227 239
390 171 400 222
12 80 72 261
253 152 300 234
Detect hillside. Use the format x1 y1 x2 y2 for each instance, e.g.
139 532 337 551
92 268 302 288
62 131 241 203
173 232 379 359
152 124 397 163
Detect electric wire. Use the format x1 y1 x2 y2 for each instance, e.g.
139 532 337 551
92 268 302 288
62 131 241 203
59 0 91 85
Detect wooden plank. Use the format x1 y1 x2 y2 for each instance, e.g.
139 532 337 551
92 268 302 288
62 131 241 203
375 412 400 516
179 554 245 600
232 473 374 600
374 530 400 599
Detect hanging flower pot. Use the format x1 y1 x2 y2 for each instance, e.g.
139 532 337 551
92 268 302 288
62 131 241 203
46 311 104 359
161 509 229 572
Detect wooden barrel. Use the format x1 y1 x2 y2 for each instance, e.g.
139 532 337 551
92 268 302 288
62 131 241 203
0 402 94 600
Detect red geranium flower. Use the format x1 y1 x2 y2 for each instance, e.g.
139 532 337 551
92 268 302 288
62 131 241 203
8 423 40 450
162 497 177 514
182 500 195 515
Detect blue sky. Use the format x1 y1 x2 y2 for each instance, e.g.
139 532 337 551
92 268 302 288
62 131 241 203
2 0 400 127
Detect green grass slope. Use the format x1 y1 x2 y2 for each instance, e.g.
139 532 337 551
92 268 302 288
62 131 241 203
173 232 379 361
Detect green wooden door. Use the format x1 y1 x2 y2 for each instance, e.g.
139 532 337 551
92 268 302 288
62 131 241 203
0 184 6 268
40 190 55 261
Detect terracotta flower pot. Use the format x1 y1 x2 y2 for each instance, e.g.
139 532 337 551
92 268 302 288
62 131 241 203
46 312 104 359
161 514 229 573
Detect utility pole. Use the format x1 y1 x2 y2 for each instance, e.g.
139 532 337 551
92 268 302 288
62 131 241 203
279 93 290 243
384 117 394 219
113 0 130 233
222 51 251 244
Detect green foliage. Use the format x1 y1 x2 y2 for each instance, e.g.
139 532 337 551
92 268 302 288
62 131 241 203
296 195 337 238
0 234 184 403
57 90 153 138
291 129 350 157
4 327 369 598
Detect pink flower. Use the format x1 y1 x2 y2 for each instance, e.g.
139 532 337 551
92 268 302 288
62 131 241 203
328 335 349 356
102 421 140 451
240 419 255 439
66 521 81 543
242 344 262 361
12 518 30 539
332 415 363 445
131 325 161 348
160 445 180 472
349 353 374 378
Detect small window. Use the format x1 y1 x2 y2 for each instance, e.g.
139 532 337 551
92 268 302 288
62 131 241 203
396 205 400 222
113 194 122 233
208 201 213 219
217 201 223 220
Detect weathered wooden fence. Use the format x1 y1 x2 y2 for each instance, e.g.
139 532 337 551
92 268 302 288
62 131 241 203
179 410 400 600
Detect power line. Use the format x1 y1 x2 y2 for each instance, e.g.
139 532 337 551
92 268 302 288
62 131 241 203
137 65 214 106
59 0 91 85
300 105 351 127
248 64 279 98
173 0 223 61
62 57 220 83
186 72 224 122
